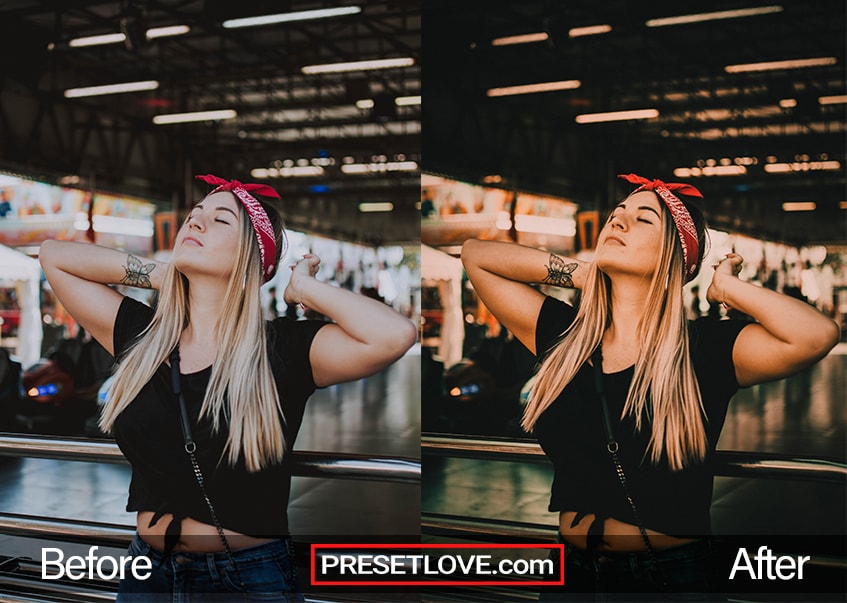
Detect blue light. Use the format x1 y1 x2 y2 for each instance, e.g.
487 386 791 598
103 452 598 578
311 185 330 193
35 384 58 396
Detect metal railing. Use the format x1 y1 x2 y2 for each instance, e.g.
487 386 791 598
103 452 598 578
0 432 420 603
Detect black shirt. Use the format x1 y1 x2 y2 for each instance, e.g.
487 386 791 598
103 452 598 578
533 296 748 536
111 296 327 538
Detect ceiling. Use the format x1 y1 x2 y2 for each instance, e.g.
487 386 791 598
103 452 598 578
0 1 420 245
422 0 846 246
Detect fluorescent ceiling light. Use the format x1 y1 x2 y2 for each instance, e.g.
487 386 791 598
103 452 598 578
146 25 190 39
673 166 746 177
69 25 190 47
492 32 549 46
491 25 611 46
302 57 415 74
69 33 126 47
250 166 324 178
153 109 237 125
64 80 159 98
779 98 797 108
725 57 837 73
782 202 816 212
341 161 418 174
569 24 612 37
819 95 847 105
356 99 374 109
395 95 421 106
488 80 581 97
223 7 361 29
576 108 659 123
359 202 394 213
764 161 841 173
646 6 783 27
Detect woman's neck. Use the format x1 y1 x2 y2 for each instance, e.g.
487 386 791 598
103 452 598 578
183 278 228 345
607 277 650 342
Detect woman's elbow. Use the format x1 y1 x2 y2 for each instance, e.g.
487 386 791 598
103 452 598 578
391 319 418 357
461 238 480 268
818 319 841 355
38 239 58 270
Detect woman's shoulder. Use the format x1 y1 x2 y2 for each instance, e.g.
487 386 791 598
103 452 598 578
267 316 329 352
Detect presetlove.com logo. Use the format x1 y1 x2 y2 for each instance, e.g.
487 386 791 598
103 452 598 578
310 543 564 586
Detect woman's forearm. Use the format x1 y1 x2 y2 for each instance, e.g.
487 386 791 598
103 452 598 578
722 278 839 355
40 240 166 289
462 239 586 288
295 278 417 353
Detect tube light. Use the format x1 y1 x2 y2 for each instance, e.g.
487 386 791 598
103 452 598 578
674 166 746 177
569 24 612 37
223 7 361 29
342 161 418 174
153 109 237 125
395 95 421 106
75 214 154 237
250 166 324 178
764 161 841 173
146 25 190 39
725 57 837 73
64 80 159 98
575 108 659 123
488 80 581 97
491 25 611 46
359 202 394 213
68 33 127 47
819 95 847 105
646 6 783 27
356 99 374 109
302 57 415 74
779 98 797 108
492 33 549 46
782 202 816 212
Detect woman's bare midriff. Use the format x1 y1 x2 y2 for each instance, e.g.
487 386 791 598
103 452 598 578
559 511 699 552
137 512 276 553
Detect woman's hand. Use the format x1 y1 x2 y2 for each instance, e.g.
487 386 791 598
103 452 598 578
707 253 743 308
284 254 321 305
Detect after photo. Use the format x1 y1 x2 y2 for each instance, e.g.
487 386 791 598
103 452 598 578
421 1 846 602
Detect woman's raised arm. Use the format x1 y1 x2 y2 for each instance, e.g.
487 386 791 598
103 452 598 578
461 239 586 355
39 240 166 355
708 253 840 387
284 255 417 387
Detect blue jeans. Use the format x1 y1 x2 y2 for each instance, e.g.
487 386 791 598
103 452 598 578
538 537 725 602
116 533 303 602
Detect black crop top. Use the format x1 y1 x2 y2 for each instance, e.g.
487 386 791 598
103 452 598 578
111 296 327 540
533 296 749 537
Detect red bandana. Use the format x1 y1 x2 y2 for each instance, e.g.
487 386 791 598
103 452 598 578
618 173 702 282
195 174 280 282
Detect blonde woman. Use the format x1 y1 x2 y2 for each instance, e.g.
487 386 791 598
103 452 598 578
39 174 416 602
461 174 839 599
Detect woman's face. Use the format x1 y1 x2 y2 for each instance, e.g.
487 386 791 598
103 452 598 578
594 190 666 281
172 191 243 281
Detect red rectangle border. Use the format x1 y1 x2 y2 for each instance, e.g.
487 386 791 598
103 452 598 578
310 542 565 586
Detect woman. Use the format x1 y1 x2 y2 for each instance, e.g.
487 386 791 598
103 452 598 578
39 174 417 601
461 174 839 599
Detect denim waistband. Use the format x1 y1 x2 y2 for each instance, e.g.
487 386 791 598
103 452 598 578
130 532 293 567
560 534 712 569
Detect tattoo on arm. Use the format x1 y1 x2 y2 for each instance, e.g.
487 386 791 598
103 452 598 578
543 254 578 287
121 254 156 288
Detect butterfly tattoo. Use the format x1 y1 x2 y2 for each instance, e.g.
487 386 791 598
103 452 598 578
543 254 578 288
121 254 156 288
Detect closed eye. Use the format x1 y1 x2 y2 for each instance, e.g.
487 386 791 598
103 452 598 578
215 218 230 225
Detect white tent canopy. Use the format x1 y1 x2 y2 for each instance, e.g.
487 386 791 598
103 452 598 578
0 244 42 367
422 245 464 368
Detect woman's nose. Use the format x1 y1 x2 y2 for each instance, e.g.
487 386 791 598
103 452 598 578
186 213 205 231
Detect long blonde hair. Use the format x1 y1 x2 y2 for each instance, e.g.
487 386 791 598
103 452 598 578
101 195 287 473
523 194 709 470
